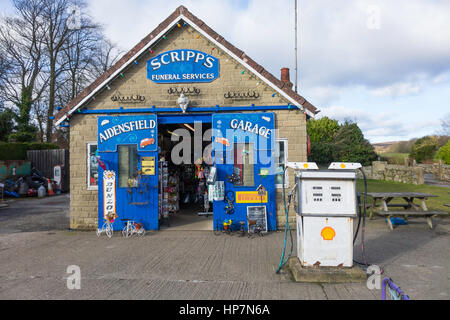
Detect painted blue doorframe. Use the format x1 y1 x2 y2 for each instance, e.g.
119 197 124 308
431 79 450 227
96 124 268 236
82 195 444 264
97 115 159 231
212 113 277 231
97 113 277 233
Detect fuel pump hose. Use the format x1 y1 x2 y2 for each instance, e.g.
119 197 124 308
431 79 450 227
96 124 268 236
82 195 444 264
275 166 294 274
353 167 369 268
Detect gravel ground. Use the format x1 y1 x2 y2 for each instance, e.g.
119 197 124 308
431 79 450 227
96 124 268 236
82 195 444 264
0 194 448 300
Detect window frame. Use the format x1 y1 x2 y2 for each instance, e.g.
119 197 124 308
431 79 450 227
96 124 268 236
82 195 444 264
87 142 99 191
118 144 139 189
275 138 289 188
233 142 255 187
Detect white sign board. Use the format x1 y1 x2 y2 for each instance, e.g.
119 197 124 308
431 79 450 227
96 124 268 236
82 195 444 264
103 171 116 218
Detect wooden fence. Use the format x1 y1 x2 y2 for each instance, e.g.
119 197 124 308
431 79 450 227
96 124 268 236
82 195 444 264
27 149 70 192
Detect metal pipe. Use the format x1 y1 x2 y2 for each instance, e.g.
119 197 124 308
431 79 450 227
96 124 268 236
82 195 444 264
295 0 298 93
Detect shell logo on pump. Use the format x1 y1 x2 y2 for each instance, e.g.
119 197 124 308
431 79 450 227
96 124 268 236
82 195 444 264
321 226 336 241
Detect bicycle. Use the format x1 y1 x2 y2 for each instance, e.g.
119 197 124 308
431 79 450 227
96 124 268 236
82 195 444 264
96 217 115 238
382 278 410 300
121 219 146 238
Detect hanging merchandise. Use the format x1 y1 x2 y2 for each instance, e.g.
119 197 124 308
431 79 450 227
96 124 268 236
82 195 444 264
204 191 210 211
198 167 204 180
226 172 241 185
213 181 224 201
224 190 235 215
206 166 217 185
159 161 169 220
208 184 215 202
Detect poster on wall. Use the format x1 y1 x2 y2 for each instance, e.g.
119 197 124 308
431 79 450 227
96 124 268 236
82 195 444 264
103 170 116 219
247 206 268 233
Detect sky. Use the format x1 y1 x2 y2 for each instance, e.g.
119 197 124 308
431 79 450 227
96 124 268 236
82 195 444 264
1 0 449 143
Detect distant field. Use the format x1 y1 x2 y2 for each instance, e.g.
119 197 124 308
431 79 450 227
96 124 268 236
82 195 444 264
379 152 409 159
377 152 410 165
356 179 450 213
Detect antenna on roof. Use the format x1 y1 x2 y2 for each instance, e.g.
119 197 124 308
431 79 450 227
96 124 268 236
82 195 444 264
294 0 299 93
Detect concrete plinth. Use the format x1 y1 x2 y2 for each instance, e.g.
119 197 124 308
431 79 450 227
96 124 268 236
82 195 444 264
287 257 367 283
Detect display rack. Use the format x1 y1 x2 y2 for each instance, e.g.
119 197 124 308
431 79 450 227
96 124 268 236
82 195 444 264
158 161 169 221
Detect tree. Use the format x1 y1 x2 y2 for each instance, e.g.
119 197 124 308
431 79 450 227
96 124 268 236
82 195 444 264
436 141 450 164
332 121 377 166
0 0 119 143
306 117 339 164
439 114 450 136
409 136 437 163
86 38 122 81
41 0 82 142
0 107 15 141
0 0 47 142
307 117 376 166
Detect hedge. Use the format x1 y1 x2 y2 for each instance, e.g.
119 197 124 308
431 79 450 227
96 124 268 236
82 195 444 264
0 142 59 160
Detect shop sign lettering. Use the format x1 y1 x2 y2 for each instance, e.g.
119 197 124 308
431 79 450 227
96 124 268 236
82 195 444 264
97 115 158 152
103 171 116 218
147 49 219 83
236 191 268 204
99 119 156 143
230 119 272 139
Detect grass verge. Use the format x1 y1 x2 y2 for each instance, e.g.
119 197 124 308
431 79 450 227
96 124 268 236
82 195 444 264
356 179 450 213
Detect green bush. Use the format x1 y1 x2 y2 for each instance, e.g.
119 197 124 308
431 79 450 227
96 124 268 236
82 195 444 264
332 122 377 166
307 118 377 166
409 136 437 163
307 117 340 164
0 142 59 160
436 141 450 164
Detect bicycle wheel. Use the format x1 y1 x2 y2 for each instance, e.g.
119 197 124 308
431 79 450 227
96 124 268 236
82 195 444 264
106 224 113 238
122 225 130 238
138 228 145 237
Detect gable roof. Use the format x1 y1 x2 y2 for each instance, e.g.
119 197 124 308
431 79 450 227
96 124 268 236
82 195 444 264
55 5 319 126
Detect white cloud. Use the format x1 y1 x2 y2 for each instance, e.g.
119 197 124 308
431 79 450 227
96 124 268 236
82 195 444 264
371 82 422 98
81 0 450 142
320 105 442 142
85 0 450 91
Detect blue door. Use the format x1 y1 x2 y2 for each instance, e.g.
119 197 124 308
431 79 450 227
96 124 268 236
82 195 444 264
97 115 159 231
212 113 277 231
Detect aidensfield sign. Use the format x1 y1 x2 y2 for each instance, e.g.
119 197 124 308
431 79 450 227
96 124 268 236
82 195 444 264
147 49 220 83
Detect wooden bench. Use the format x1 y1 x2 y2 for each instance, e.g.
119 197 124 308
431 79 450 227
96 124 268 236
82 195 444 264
375 210 448 230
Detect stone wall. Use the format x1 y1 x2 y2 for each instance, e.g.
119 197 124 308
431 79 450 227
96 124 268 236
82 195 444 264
359 161 424 185
416 164 435 174
414 162 450 182
432 163 450 182
68 25 307 230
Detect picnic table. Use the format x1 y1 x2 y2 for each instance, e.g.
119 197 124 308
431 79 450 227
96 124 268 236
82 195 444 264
366 192 448 230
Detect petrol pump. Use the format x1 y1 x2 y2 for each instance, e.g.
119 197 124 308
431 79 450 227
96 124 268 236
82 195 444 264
295 162 362 267
276 162 363 271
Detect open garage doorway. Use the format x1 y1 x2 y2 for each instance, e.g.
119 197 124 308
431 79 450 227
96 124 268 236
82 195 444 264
157 116 213 231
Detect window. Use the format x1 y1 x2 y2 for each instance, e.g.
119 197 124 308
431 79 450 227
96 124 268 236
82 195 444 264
87 142 98 190
233 143 254 187
118 145 139 188
275 139 288 188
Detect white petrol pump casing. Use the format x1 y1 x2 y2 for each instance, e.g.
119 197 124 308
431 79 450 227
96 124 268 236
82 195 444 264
292 162 360 268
